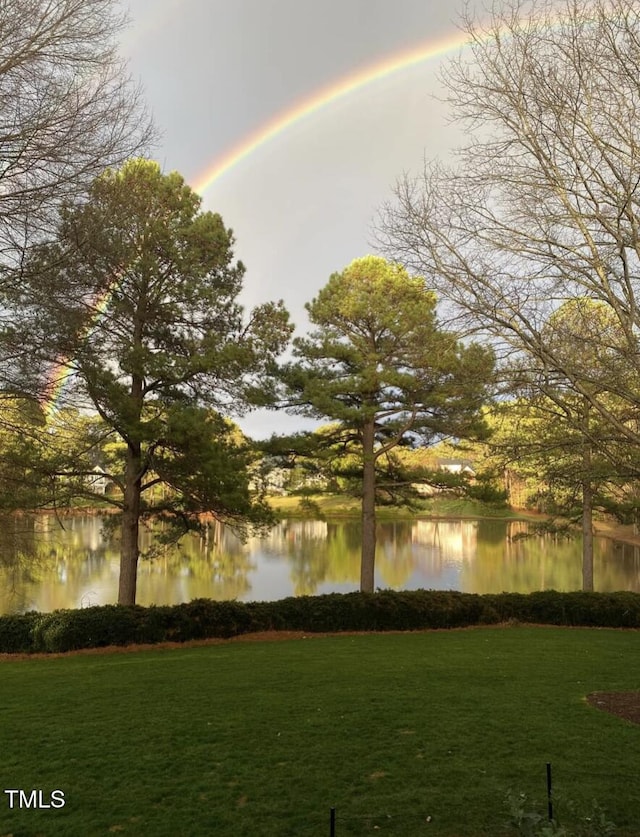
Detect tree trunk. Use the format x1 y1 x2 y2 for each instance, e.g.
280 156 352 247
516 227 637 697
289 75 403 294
360 417 376 593
582 475 594 592
118 443 142 605
582 399 594 591
118 316 145 605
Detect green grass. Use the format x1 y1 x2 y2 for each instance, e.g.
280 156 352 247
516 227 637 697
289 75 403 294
0 627 639 836
269 493 528 520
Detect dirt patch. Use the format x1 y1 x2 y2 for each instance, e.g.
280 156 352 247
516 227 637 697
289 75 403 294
0 631 316 662
0 625 506 662
1 629 437 662
587 691 640 725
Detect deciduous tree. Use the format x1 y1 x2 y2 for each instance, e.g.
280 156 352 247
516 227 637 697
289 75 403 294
377 0 640 481
0 0 152 264
485 300 640 588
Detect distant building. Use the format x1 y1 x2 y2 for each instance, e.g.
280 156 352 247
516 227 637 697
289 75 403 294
435 458 476 477
412 458 476 496
86 467 110 495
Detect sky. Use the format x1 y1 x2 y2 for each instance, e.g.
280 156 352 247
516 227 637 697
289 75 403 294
117 0 470 436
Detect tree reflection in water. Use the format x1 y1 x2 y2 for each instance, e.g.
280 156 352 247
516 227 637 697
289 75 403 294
0 515 639 614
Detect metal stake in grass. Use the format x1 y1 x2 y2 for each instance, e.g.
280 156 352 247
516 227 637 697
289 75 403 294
330 806 336 836
546 762 553 821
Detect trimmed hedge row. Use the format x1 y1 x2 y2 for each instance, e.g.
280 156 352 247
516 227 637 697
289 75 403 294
1 590 640 654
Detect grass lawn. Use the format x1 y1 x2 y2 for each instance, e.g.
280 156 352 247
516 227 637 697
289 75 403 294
0 627 639 836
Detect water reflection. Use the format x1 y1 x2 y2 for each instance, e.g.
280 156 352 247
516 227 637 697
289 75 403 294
0 515 639 614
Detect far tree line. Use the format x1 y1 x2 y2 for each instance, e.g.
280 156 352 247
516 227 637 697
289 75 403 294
2 0 640 603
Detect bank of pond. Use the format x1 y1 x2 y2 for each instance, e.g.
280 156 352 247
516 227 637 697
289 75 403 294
0 514 639 616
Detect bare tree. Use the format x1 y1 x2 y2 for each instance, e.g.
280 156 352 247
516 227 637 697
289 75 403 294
378 0 640 435
376 0 640 588
0 0 153 267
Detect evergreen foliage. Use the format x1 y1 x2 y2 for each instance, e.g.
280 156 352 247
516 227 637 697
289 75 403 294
0 160 292 604
276 255 494 591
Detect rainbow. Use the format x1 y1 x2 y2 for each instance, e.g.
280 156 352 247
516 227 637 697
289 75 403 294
45 30 471 418
43 285 116 420
191 29 471 195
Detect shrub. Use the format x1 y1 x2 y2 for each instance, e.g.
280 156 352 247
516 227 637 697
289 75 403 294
485 591 640 628
0 612 39 653
174 599 262 639
31 605 145 653
2 589 640 654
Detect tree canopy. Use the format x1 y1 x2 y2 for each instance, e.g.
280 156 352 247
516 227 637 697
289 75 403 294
280 255 494 592
6 159 292 604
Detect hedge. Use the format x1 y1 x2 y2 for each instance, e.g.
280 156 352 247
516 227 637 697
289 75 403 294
1 590 640 654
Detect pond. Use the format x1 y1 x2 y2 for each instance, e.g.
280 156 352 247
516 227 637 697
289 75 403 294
0 514 639 614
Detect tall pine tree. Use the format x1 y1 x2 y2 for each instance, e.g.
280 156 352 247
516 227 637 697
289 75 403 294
7 159 292 604
282 256 494 592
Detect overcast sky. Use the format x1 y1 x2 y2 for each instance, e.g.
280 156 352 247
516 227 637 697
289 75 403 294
117 0 469 436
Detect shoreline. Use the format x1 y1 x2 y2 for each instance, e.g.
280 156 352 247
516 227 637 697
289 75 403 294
11 504 640 547
593 519 640 547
